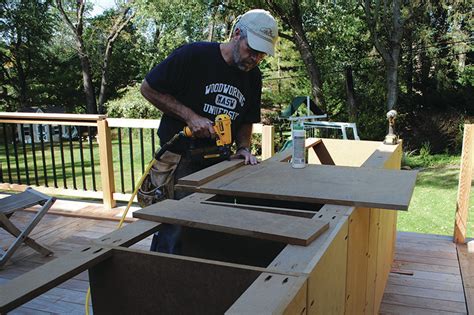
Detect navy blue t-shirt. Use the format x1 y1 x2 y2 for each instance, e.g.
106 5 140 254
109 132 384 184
145 42 262 152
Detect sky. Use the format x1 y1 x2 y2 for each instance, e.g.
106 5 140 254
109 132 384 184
90 0 116 17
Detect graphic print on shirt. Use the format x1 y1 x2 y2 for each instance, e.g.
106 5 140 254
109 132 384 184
202 83 246 120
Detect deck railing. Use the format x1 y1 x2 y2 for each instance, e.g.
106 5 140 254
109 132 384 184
0 113 275 209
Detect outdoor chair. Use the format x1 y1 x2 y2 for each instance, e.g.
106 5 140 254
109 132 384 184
0 188 56 267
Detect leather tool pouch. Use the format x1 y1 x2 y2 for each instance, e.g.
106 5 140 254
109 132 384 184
137 150 181 208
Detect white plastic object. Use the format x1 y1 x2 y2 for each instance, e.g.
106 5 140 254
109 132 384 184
291 124 306 169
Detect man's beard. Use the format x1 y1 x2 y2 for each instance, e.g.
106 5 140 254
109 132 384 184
232 41 256 72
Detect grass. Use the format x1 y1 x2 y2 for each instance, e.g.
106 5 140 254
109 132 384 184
398 153 474 238
0 129 159 194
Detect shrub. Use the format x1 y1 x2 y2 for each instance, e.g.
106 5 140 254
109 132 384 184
105 84 162 119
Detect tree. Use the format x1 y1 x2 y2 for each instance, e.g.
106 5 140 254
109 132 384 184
257 0 326 110
97 6 135 113
361 0 409 110
56 0 134 114
0 0 56 110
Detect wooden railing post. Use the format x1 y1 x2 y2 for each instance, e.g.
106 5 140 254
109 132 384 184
454 124 473 243
97 118 116 209
261 125 275 160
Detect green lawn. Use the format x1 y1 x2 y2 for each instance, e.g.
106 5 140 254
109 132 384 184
0 128 159 194
398 154 474 238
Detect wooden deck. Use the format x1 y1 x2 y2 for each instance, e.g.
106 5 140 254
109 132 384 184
0 201 152 315
0 204 471 314
381 231 469 314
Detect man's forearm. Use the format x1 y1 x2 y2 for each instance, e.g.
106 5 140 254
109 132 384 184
141 79 215 138
235 123 253 149
140 79 196 123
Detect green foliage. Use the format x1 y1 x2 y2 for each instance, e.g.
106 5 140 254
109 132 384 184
84 10 145 99
0 0 471 152
260 36 311 111
402 151 460 169
105 84 161 119
0 0 57 110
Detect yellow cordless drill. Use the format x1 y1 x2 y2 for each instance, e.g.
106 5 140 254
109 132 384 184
155 114 232 161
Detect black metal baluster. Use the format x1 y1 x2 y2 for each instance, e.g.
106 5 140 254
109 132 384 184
30 124 39 186
3 124 12 183
20 124 30 185
12 124 21 184
118 127 125 193
49 125 58 188
58 126 67 188
68 126 77 189
129 128 135 191
140 128 145 173
88 127 97 191
39 124 48 187
151 129 156 158
78 130 86 190
0 126 3 182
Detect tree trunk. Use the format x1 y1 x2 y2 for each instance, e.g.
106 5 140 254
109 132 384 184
56 0 97 114
386 62 399 110
291 19 326 110
363 0 404 111
264 1 326 110
98 41 112 114
77 39 97 114
96 34 121 113
16 60 28 108
419 49 430 97
345 65 357 120
97 7 134 114
405 29 413 96
207 5 217 42
14 31 28 108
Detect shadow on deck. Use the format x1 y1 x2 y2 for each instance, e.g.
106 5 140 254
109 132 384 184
0 200 471 314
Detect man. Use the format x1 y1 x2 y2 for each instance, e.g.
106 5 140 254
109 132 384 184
141 9 278 253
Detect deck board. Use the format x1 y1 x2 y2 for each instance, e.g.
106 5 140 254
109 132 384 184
382 231 467 314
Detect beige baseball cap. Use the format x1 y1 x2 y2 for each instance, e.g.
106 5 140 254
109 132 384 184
235 9 278 56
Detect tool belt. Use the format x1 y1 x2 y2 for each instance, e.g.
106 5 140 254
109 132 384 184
137 151 181 208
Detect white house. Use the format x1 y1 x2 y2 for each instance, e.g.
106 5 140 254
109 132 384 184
16 107 78 143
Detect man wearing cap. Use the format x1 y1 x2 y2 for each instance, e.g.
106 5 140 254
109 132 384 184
141 9 278 254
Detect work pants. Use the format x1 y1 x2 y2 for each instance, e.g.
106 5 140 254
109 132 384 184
149 154 220 254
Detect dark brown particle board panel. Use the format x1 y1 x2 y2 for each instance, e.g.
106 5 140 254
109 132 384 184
133 199 329 246
177 160 245 186
192 162 417 210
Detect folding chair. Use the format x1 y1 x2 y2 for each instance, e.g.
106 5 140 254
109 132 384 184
0 188 56 267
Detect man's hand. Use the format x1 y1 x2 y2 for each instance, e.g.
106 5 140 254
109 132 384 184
233 147 258 165
186 114 215 138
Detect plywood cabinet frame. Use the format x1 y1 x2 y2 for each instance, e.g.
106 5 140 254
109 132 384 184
0 139 404 315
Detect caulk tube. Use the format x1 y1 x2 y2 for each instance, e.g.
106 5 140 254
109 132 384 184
291 123 306 168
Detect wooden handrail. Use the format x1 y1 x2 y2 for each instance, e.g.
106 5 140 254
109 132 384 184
0 113 275 209
0 112 105 121
106 118 161 128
